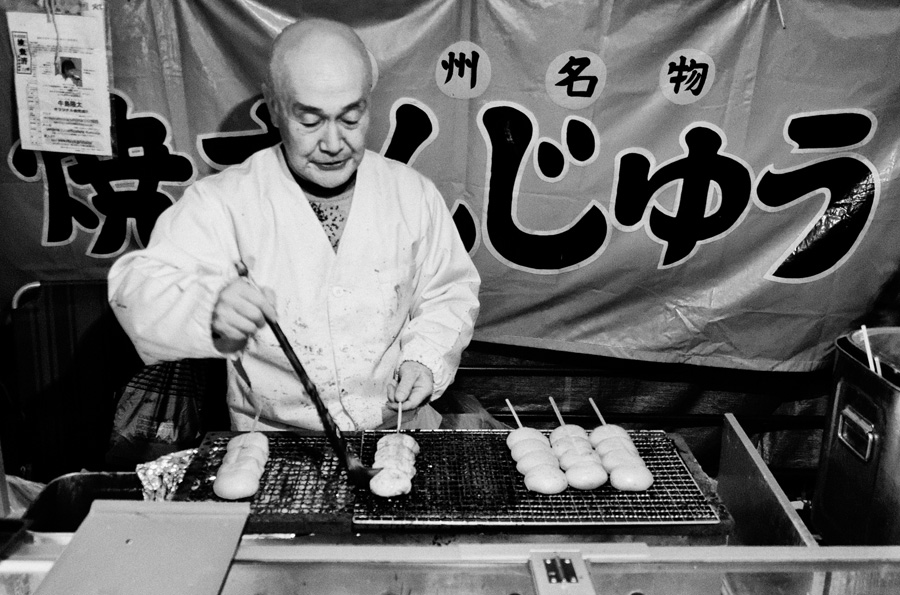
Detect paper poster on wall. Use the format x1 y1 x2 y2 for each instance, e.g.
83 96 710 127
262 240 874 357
7 8 111 156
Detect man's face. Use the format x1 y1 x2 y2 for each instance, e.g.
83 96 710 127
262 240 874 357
269 56 370 188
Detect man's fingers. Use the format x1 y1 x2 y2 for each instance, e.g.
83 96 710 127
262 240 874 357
212 278 280 348
393 373 415 404
261 287 278 321
213 312 260 339
226 281 277 322
392 362 434 410
386 381 397 402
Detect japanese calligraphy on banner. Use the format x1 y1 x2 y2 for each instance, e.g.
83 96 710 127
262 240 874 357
2 0 899 372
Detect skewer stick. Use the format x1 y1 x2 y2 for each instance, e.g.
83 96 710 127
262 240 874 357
774 0 786 29
396 404 403 433
505 399 523 429
588 398 607 426
250 407 262 433
548 397 565 426
875 356 883 377
861 325 876 372
236 359 263 432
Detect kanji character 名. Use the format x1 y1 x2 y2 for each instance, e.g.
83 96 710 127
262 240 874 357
545 51 606 110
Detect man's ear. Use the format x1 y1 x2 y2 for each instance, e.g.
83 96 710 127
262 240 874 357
261 83 280 129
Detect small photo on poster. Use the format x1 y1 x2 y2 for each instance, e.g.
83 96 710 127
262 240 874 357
55 56 83 87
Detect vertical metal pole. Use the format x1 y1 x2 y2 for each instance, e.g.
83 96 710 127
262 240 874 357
0 437 10 517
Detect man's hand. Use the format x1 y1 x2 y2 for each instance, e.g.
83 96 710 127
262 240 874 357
212 278 278 354
387 360 434 411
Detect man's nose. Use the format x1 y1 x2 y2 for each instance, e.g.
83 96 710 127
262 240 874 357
319 122 342 153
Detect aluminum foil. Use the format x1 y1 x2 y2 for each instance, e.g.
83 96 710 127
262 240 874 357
136 449 197 501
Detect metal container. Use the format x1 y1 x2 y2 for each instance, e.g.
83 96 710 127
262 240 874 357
24 472 143 532
813 327 900 545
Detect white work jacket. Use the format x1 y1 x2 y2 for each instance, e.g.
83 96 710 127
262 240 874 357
108 147 480 431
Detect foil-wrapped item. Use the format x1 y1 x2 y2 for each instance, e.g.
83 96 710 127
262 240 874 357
136 449 197 501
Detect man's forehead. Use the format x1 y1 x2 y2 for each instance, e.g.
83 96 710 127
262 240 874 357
287 97 368 116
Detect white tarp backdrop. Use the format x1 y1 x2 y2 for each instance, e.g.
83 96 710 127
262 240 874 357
2 0 899 372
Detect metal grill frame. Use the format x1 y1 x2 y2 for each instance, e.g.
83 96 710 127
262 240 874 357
174 429 724 533
353 429 722 528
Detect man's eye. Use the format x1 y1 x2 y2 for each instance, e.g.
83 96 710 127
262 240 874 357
341 110 365 126
289 107 322 127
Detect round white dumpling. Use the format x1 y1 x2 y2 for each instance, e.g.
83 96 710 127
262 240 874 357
558 449 601 471
524 464 568 494
565 462 608 490
374 444 416 463
588 424 629 446
214 432 269 500
213 467 260 500
549 424 588 444
373 457 416 477
609 465 654 492
600 448 644 472
511 438 553 461
594 437 638 456
228 431 270 455
551 437 593 457
506 427 550 448
369 468 413 498
516 449 559 474
377 433 420 454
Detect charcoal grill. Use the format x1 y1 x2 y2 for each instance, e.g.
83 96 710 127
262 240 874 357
174 429 726 535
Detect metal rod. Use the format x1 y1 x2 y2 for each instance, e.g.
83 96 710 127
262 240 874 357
266 301 351 455
0 436 10 517
234 262 358 473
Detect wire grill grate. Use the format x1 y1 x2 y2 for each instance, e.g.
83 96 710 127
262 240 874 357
175 432 353 522
174 429 722 532
353 429 721 527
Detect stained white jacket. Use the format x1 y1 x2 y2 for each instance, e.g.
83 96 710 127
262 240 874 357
108 147 480 431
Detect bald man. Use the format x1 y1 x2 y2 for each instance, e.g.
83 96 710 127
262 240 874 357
108 19 481 433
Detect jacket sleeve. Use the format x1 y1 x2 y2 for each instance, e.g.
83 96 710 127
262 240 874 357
107 185 240 364
399 181 481 399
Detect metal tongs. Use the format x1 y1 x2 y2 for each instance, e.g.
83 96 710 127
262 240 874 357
235 262 379 486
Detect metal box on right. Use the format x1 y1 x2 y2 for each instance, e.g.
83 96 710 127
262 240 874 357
812 327 900 545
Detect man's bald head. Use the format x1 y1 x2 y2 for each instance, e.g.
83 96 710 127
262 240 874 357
266 19 373 95
262 18 374 189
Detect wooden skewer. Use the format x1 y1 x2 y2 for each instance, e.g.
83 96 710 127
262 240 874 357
548 397 565 426
505 399 523 429
774 0 786 29
875 356 883 377
861 325 876 372
396 403 403 432
588 398 607 426
235 359 263 432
